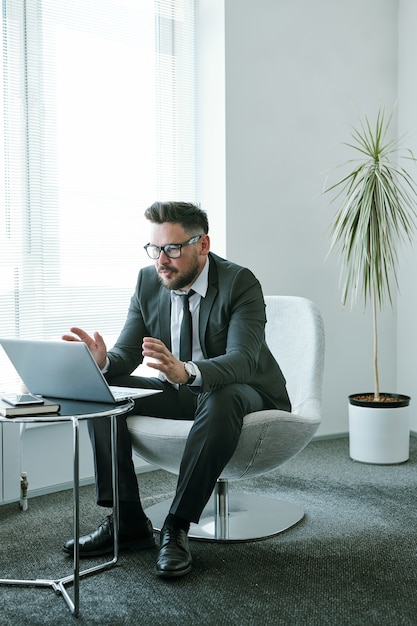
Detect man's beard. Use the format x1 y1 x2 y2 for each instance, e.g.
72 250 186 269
157 257 200 291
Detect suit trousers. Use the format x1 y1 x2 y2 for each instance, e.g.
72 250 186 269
88 375 268 523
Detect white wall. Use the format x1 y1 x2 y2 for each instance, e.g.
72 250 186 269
196 0 226 255
398 0 417 433
198 0 402 436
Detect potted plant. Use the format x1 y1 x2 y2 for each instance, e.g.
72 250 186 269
325 108 417 464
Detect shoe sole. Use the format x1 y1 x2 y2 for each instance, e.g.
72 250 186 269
63 536 156 558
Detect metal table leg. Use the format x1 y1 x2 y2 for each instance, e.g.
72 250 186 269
56 413 120 615
0 412 120 617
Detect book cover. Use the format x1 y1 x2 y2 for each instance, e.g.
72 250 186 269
0 398 61 418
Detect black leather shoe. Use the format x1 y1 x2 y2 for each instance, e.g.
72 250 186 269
62 515 155 558
155 526 192 578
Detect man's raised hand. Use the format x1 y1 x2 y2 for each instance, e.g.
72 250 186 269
62 327 107 370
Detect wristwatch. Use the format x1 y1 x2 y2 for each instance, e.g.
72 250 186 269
183 361 197 385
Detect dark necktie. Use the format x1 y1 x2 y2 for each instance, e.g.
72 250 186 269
179 290 194 362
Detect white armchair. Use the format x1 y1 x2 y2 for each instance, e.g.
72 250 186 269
127 296 324 541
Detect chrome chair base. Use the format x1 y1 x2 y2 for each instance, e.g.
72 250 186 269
146 480 304 542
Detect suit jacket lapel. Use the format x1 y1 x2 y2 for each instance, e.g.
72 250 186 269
198 255 218 356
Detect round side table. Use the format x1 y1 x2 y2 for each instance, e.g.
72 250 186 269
0 398 134 616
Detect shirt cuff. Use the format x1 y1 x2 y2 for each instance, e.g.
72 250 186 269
101 356 110 374
189 364 202 387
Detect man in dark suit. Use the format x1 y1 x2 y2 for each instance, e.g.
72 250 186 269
62 201 290 578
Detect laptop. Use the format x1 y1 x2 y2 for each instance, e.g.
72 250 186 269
0 338 161 404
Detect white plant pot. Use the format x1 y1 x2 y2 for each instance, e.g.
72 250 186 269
348 394 410 464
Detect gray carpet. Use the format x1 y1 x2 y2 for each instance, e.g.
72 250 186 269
1 436 417 625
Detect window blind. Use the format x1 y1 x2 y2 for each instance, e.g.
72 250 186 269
0 0 196 391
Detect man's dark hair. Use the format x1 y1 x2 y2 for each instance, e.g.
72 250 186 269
144 201 209 235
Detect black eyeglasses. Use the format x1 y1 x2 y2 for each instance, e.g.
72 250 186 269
144 235 202 260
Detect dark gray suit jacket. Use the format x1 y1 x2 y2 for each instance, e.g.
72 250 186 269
108 252 291 411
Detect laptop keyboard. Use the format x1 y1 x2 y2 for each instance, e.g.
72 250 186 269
110 386 131 399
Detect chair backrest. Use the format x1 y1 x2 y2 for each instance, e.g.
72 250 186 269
264 296 324 420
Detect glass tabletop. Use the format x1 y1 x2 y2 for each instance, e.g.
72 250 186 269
0 398 134 424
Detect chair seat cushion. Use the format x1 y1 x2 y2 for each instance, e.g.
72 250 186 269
127 410 320 480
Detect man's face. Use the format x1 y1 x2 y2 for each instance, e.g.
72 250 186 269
149 222 208 291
